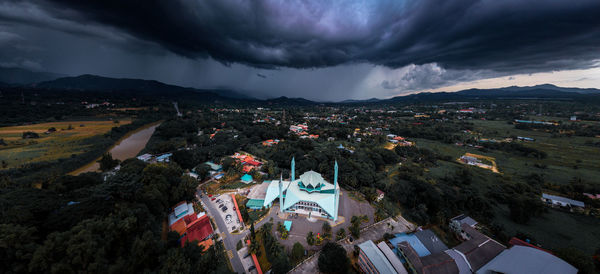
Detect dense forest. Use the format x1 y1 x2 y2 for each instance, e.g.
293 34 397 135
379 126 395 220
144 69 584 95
0 159 231 273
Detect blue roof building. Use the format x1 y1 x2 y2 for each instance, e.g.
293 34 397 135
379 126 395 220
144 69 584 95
241 174 253 184
263 158 340 221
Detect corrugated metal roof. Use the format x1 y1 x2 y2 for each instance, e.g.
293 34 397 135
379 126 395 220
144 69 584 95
377 242 408 274
542 193 585 207
359 240 397 274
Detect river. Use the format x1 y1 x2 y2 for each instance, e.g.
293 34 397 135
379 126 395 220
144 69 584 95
70 123 160 175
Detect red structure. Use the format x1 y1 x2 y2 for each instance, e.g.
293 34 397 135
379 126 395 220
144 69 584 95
180 214 214 247
231 194 244 227
508 237 553 254
246 240 263 274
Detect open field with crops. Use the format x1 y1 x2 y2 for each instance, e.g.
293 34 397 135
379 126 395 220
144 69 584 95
0 119 131 169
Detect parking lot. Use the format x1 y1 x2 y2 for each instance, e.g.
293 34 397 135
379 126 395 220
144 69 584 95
209 194 243 232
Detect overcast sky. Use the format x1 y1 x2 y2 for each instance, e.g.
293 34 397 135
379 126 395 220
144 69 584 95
1 0 600 101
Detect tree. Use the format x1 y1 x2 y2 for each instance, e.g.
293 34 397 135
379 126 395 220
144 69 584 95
336 228 346 240
98 152 120 171
306 231 315 246
322 221 332 239
291 242 305 262
271 253 292 274
318 242 350 274
555 247 595 274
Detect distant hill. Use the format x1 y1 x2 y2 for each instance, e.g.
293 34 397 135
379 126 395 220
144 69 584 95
0 67 65 85
35 74 257 100
377 84 600 104
339 97 381 104
263 96 316 106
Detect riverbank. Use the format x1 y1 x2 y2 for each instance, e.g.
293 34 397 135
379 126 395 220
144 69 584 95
70 121 162 175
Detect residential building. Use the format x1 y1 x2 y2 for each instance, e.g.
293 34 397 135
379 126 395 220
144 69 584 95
541 193 585 208
449 214 477 236
396 224 505 274
376 189 385 202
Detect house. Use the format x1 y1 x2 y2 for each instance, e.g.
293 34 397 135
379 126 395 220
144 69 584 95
156 153 172 163
168 202 214 249
449 214 478 236
357 240 400 274
376 189 385 202
179 214 214 248
262 139 280 146
137 153 153 162
396 224 505 273
241 174 253 184
205 161 223 173
186 172 199 179
583 193 600 199
517 136 535 142
476 245 577 274
542 193 585 209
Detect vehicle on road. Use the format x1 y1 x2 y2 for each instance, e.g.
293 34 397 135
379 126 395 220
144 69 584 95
211 197 216 201
243 253 251 259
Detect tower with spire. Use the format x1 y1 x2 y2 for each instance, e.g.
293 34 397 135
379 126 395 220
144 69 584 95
279 173 284 212
291 157 295 181
333 160 339 221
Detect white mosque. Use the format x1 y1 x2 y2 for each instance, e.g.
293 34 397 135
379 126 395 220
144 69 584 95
263 158 340 221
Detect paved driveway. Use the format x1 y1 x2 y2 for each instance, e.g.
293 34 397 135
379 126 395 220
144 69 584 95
199 193 247 273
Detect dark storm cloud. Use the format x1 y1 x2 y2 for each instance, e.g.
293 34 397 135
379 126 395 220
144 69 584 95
12 0 600 73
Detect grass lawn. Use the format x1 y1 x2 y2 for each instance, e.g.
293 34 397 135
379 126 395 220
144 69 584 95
494 205 600 255
0 119 131 168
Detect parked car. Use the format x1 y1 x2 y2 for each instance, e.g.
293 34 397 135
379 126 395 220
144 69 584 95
243 253 251 259
248 266 256 271
211 197 216 201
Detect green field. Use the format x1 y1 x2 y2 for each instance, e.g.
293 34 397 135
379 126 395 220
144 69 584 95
494 205 600 254
415 118 600 255
0 120 131 169
417 119 600 186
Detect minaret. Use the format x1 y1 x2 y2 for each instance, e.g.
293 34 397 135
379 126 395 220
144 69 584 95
279 173 284 212
291 157 295 181
333 160 339 221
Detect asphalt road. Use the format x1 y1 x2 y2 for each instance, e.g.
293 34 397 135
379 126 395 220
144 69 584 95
199 192 248 273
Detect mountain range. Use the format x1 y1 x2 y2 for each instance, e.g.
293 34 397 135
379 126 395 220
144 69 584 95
2 67 599 104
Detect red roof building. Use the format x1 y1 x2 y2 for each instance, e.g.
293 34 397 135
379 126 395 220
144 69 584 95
180 215 214 247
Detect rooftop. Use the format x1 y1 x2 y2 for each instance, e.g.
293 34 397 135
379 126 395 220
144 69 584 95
542 193 585 207
359 240 397 274
451 214 478 227
414 229 449 255
476 245 577 274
